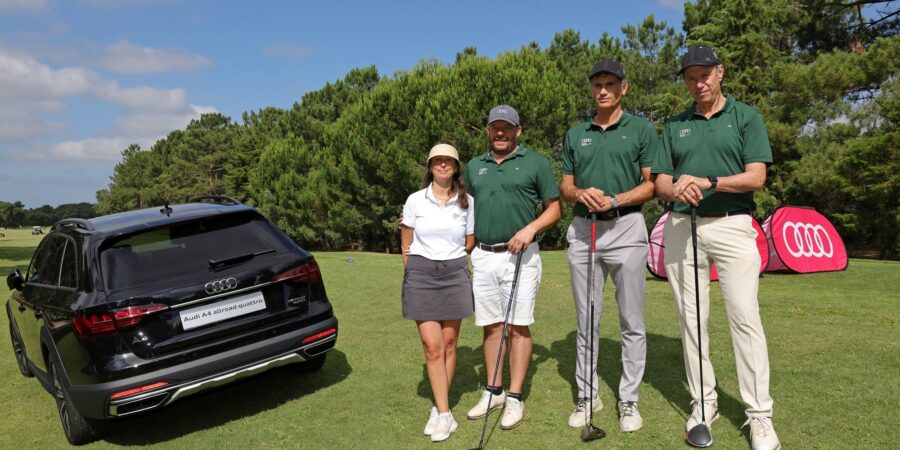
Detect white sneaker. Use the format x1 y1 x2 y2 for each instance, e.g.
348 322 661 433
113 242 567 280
744 416 781 450
500 397 525 429
567 396 603 428
423 406 439 435
685 400 719 433
467 389 506 419
618 401 643 432
430 412 458 442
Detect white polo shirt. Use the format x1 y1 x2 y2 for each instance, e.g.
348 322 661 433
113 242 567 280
402 184 475 261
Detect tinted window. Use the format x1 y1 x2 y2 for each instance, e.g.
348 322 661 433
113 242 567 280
28 236 66 286
99 212 294 290
59 240 79 289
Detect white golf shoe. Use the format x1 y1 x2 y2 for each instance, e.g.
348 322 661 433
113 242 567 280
744 416 781 450
430 412 458 442
685 400 719 433
467 388 506 419
500 397 525 429
618 401 643 432
423 406 439 435
567 395 603 428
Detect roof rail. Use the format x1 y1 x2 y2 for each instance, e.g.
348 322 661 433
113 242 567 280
189 196 242 205
52 218 96 232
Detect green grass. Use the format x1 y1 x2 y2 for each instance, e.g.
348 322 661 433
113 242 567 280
0 227 898 448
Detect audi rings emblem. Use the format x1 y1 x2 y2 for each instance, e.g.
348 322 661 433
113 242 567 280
782 221 833 258
205 277 239 295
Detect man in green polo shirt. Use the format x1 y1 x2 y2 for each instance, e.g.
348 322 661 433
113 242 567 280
559 59 658 433
652 46 780 450
464 104 561 430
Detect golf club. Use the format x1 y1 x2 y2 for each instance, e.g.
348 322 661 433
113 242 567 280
685 206 713 448
581 212 606 442
471 251 524 450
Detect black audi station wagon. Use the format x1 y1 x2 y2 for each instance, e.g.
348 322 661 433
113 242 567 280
6 197 338 444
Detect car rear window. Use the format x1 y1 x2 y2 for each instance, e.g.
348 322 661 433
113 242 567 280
99 212 294 291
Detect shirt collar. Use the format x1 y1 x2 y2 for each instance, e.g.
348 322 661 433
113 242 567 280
425 183 459 205
690 94 734 118
478 145 528 162
585 110 631 131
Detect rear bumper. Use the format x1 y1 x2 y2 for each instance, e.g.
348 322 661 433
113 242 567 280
66 317 337 419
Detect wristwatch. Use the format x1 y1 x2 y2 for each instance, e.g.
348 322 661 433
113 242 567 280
707 176 718 190
610 195 620 209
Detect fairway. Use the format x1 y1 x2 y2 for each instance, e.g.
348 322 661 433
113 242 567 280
1 228 898 448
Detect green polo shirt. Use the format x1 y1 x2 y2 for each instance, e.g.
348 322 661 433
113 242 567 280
652 94 773 215
464 146 560 244
562 111 659 217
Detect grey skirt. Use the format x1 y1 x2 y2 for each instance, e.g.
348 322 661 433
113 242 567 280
402 255 474 321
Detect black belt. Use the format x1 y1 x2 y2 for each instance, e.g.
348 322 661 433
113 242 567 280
477 240 538 253
581 205 642 221
697 208 752 218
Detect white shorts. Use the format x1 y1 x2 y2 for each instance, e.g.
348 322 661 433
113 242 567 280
471 242 542 326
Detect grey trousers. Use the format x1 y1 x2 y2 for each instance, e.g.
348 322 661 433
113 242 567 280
566 212 648 402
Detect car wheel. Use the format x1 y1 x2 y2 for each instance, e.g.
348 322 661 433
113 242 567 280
294 354 327 373
49 358 108 445
9 322 33 377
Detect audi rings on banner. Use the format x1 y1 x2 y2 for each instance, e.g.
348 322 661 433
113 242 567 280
205 277 239 295
782 221 833 258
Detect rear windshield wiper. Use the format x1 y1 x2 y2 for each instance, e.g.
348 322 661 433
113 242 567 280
208 248 275 270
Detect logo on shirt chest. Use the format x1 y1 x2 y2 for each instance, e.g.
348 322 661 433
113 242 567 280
679 128 692 138
478 168 488 175
581 138 592 147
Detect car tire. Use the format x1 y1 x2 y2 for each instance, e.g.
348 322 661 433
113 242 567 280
49 358 108 445
294 354 327 373
9 322 33 377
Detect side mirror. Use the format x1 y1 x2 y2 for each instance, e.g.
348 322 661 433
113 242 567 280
6 269 23 291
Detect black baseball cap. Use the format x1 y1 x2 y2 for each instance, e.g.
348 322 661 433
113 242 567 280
679 46 721 74
589 59 625 80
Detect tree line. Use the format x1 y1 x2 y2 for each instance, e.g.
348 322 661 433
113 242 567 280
0 201 97 228
95 1 898 258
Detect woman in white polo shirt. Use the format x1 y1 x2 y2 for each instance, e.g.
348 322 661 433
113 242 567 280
400 143 475 443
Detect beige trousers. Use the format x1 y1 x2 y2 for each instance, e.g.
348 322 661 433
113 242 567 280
663 213 773 417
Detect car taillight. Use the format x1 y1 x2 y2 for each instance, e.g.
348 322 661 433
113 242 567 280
274 260 321 284
302 327 336 344
110 381 170 400
72 303 168 337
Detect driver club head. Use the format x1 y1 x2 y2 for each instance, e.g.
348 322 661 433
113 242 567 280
580 423 607 442
686 423 714 448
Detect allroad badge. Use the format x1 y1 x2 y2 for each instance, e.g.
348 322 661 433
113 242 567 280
205 277 239 295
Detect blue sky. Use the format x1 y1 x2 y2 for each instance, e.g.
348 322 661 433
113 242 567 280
0 0 686 207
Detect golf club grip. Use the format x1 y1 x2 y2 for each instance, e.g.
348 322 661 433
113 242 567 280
590 213 597 252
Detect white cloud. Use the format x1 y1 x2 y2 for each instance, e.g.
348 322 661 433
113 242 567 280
102 40 213 74
657 0 685 9
0 0 50 12
264 41 312 60
0 47 96 99
108 105 215 136
0 44 217 160
96 83 188 111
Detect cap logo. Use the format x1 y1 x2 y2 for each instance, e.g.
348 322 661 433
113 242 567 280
679 128 692 138
581 138 592 147
497 109 509 113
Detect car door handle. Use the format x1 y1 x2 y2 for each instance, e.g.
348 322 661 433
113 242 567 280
18 304 26 312
33 311 43 319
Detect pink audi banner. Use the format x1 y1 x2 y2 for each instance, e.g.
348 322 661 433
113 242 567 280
648 211 768 280
762 206 848 273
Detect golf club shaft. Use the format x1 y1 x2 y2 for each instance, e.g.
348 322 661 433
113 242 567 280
475 252 525 449
690 207 706 422
586 213 597 425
